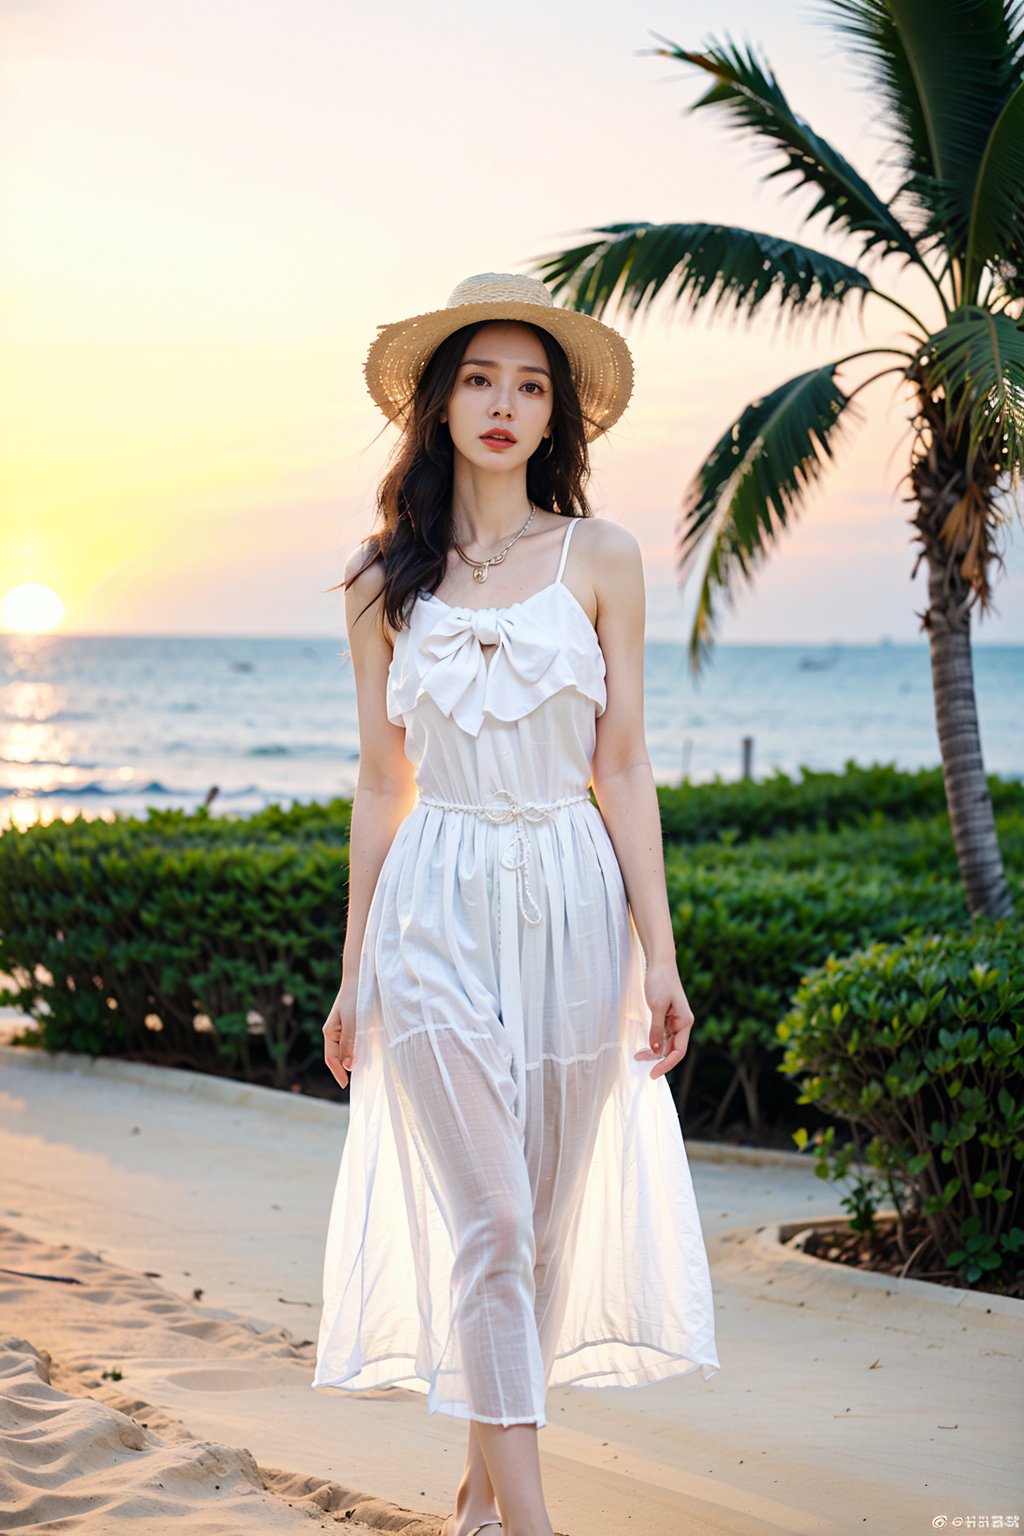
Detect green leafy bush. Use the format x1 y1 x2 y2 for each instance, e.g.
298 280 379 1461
664 853 968 1130
777 922 1024 1292
1 765 1018 1118
685 809 1024 884
656 761 1024 845
0 813 347 1086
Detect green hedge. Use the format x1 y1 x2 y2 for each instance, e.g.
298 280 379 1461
657 761 1024 845
682 809 1024 883
0 766 1018 1115
663 852 972 1132
777 922 1024 1292
0 816 347 1086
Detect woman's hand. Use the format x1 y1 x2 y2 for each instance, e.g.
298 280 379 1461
323 975 358 1090
633 957 695 1080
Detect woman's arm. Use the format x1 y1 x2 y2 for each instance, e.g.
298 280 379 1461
324 544 417 1089
587 521 694 1079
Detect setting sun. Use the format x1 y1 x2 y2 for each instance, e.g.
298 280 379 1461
1 584 65 634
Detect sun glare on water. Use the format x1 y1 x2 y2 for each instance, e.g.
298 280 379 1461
1 584 65 634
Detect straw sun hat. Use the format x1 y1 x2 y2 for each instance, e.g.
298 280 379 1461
363 272 634 443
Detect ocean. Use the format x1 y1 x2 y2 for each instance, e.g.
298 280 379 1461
1 633 1021 831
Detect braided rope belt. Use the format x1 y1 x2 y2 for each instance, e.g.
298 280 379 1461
416 786 591 924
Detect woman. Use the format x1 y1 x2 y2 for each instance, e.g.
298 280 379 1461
313 273 719 1536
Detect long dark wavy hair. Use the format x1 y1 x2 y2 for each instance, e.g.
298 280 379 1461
336 320 597 635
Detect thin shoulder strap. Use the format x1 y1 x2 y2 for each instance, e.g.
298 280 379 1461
554 517 578 585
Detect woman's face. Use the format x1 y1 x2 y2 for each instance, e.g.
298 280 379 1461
444 322 554 470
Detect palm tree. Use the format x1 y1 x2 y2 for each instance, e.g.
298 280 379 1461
527 0 1022 919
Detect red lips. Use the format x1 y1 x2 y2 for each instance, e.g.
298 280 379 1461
480 430 517 443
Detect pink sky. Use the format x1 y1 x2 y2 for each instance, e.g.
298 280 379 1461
3 0 1021 643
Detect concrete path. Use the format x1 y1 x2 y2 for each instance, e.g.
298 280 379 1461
1 1037 1021 1535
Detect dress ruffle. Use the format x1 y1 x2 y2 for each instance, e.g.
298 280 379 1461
387 587 607 737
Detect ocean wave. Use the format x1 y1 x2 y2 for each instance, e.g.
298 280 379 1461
0 757 101 769
23 710 97 722
26 779 261 799
246 743 341 757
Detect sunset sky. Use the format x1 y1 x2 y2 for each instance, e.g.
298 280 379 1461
3 0 1022 644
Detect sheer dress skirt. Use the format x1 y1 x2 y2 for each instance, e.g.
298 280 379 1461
313 794 721 1428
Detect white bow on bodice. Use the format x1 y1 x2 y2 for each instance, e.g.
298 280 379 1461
417 605 562 736
386 589 607 735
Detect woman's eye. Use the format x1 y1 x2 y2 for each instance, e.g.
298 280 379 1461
464 373 544 395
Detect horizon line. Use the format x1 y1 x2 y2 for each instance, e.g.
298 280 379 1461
3 632 1023 648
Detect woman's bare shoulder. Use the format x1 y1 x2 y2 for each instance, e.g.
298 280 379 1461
343 538 392 640
343 537 384 592
575 516 643 590
574 515 641 558
572 518 644 629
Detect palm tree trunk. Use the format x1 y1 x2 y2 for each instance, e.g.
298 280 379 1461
909 378 1013 922
922 547 1012 919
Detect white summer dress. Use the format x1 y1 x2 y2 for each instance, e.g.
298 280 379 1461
313 516 720 1427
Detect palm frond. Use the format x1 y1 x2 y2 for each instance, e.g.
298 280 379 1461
644 32 921 264
530 222 874 325
827 0 1024 263
679 365 859 671
916 307 1024 475
965 80 1024 295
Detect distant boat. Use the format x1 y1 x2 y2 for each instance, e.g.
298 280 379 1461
798 642 842 671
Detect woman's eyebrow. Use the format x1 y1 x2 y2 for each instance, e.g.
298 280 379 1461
461 357 551 380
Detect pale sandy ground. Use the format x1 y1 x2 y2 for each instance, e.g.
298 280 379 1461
1 1026 1022 1536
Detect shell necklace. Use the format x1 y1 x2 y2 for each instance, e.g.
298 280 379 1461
453 504 536 583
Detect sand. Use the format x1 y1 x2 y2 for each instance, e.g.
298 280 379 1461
1 1036 1022 1535
0 1225 428 1534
